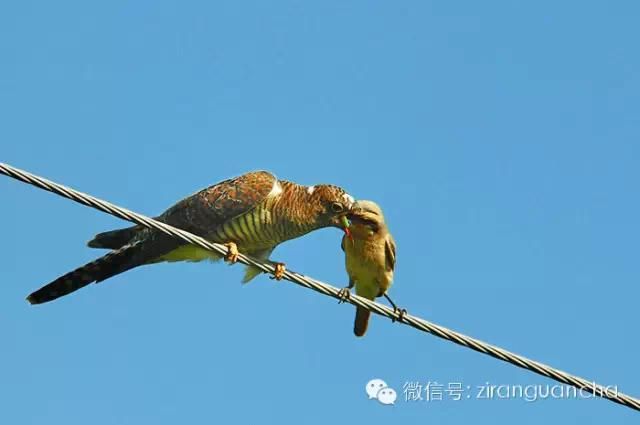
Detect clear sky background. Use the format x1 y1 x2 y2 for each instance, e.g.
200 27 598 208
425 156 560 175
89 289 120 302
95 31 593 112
1 1 638 424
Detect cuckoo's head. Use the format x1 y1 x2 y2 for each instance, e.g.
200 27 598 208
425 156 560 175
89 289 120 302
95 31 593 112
346 200 386 237
305 184 355 233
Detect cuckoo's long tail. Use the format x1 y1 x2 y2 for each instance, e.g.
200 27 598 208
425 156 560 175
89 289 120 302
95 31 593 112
27 241 144 304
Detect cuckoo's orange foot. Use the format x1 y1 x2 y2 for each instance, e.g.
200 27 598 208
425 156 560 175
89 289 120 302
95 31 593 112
223 242 239 263
270 262 286 280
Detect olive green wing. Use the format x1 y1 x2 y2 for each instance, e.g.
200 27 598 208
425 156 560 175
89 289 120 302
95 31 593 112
384 233 396 272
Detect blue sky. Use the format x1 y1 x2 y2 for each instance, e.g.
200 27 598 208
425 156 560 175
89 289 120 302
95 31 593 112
1 1 639 423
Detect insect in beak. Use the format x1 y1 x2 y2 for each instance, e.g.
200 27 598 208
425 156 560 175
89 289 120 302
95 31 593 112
341 215 353 242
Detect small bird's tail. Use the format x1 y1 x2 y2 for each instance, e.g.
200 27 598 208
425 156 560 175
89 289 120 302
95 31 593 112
27 242 143 304
354 306 370 337
87 226 140 249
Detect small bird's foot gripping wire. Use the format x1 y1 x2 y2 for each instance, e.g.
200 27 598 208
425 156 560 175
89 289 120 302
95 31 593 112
223 242 239 263
393 307 408 323
383 294 407 323
337 287 352 304
269 263 286 280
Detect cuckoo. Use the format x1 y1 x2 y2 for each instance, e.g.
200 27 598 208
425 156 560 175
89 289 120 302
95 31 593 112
27 171 355 304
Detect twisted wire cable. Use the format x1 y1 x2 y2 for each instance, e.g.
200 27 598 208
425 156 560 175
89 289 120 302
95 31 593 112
1 161 638 412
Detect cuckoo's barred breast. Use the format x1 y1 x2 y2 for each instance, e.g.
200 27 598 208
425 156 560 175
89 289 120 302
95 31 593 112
211 196 312 251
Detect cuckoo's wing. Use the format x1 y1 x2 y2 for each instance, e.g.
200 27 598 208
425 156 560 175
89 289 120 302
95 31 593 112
157 170 278 235
88 171 278 249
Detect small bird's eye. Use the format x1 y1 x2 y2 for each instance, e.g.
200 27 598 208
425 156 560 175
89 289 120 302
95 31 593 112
330 202 344 213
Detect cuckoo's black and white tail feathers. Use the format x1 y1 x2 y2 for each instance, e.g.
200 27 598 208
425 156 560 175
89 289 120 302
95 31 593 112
27 241 143 304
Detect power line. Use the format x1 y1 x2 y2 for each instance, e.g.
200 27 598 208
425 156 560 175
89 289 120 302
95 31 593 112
1 161 638 412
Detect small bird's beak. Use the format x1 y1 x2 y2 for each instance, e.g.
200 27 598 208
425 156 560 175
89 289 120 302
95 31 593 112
341 215 353 241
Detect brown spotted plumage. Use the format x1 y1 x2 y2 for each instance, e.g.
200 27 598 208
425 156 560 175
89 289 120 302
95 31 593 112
27 171 354 304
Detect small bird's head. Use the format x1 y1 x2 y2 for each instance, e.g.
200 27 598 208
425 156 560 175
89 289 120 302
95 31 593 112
346 200 386 236
306 185 355 233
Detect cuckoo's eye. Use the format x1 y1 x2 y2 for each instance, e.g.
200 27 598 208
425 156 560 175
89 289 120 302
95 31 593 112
330 202 344 213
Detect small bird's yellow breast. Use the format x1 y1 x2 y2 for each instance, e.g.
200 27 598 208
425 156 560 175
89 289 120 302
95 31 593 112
344 231 392 299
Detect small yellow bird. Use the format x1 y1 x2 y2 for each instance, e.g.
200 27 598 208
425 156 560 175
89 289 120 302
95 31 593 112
339 200 402 337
